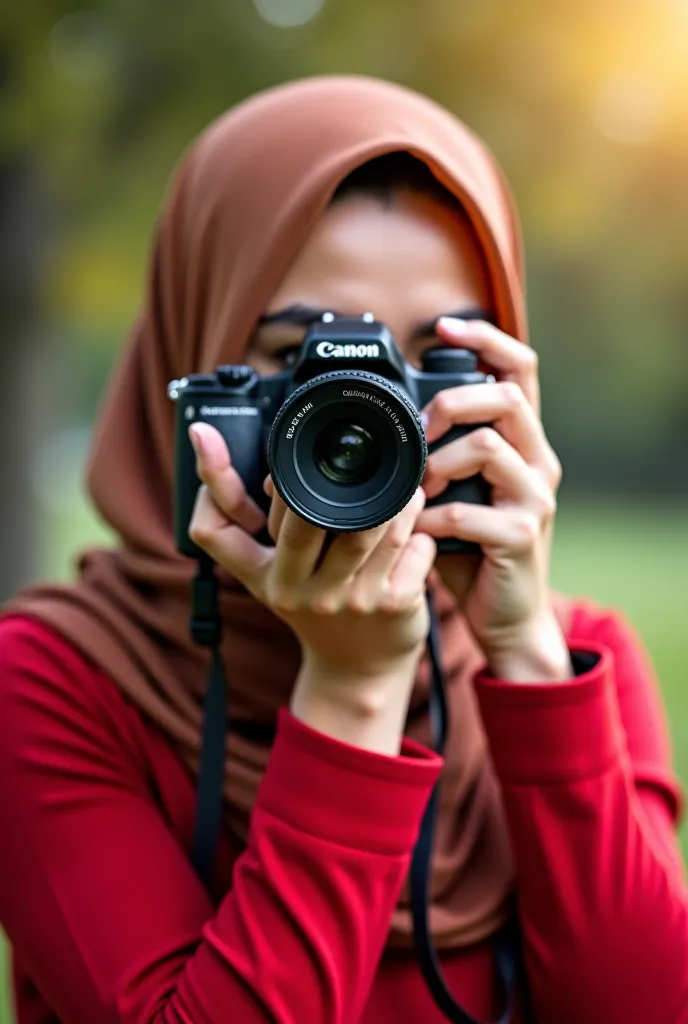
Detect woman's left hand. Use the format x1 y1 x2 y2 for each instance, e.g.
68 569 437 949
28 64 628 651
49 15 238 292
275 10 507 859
417 316 572 683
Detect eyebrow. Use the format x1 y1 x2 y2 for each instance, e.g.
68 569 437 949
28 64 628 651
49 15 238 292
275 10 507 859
257 303 493 339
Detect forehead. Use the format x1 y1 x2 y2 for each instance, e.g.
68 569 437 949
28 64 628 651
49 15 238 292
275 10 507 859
265 191 491 317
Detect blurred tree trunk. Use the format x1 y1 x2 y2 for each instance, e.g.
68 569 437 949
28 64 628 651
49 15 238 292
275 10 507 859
0 156 52 602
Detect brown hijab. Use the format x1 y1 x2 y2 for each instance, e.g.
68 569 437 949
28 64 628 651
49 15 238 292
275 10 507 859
3 76 570 950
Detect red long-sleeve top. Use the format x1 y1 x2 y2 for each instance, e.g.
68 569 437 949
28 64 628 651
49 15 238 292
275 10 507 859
0 602 686 1024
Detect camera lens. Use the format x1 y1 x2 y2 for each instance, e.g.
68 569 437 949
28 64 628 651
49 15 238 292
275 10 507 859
267 370 427 532
314 422 380 485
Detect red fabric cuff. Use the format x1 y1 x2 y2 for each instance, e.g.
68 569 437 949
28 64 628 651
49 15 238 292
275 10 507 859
475 643 627 785
256 708 443 856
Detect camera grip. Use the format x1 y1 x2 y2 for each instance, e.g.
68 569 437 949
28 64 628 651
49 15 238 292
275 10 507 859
425 422 491 556
174 408 268 558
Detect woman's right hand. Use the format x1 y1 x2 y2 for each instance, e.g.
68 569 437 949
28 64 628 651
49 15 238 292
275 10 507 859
188 423 436 753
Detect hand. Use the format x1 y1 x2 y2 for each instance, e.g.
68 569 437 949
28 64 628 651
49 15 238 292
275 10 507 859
417 317 572 683
187 422 436 745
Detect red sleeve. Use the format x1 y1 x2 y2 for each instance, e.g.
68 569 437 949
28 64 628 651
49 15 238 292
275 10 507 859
0 617 442 1024
475 603 688 1024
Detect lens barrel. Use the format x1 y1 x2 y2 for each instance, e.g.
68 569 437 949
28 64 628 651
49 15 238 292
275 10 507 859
268 370 426 532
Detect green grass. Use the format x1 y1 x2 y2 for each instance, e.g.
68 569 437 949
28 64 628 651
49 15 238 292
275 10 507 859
1 498 686 1023
550 499 688 835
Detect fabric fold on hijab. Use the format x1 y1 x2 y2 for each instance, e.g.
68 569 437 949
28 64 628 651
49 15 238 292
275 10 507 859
3 75 572 950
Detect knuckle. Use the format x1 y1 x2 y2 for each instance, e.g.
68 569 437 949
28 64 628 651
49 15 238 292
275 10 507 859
220 492 243 519
447 503 465 528
533 486 557 520
384 521 408 551
310 593 340 616
379 587 421 617
378 589 403 616
433 389 455 419
188 496 216 547
516 512 540 546
521 346 539 371
548 453 563 488
267 584 299 615
188 522 213 548
347 590 375 616
472 426 499 453
502 381 525 406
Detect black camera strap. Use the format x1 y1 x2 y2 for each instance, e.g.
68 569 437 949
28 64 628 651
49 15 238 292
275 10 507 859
412 591 520 1024
188 562 521 1022
189 556 227 884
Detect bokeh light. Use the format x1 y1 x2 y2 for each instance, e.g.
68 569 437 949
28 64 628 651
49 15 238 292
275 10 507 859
593 73 664 145
252 0 325 29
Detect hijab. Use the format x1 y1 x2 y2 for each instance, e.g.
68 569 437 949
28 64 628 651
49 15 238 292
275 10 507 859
3 75 569 949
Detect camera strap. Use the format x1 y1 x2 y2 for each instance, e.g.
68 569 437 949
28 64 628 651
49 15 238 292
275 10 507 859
188 562 522 1022
189 556 227 885
410 591 521 1024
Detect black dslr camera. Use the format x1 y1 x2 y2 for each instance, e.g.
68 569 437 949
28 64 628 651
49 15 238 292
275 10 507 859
169 316 491 557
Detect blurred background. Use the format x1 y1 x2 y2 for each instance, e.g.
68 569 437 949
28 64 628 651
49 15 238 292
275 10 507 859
2 0 687 1019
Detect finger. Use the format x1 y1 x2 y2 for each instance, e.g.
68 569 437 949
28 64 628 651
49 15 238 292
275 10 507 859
382 533 437 610
190 423 266 534
188 486 273 594
270 508 328 594
423 428 553 516
188 483 226 550
421 381 551 472
416 502 541 553
309 521 390 592
267 486 289 543
353 488 427 588
436 316 540 413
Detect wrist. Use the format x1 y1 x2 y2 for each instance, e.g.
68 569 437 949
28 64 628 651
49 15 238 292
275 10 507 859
484 613 572 684
290 649 423 755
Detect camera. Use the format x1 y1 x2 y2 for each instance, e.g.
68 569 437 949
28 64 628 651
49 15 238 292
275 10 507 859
168 316 491 558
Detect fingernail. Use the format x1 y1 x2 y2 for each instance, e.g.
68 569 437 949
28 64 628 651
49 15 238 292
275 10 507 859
188 423 205 455
438 316 468 333
420 411 430 429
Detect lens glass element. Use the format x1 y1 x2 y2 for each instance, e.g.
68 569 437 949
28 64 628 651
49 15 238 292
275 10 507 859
314 421 380 485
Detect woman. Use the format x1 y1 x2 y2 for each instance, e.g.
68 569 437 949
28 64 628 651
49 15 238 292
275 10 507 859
0 75 686 1024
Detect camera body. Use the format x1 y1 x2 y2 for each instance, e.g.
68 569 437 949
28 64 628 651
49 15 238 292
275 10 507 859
169 317 491 557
